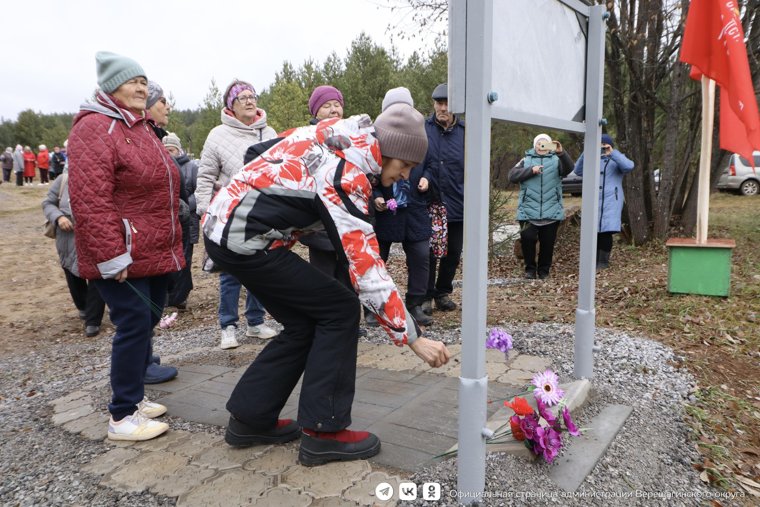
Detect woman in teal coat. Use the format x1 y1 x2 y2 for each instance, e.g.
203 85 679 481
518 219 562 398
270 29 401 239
509 134 574 279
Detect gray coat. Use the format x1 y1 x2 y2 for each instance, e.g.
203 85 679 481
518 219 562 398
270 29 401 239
41 172 79 275
13 148 24 173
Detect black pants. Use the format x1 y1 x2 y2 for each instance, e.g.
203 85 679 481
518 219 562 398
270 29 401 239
598 231 614 253
519 221 560 277
427 220 464 299
308 246 338 276
2 168 10 182
167 237 194 306
378 239 429 307
63 268 105 327
15 172 23 186
206 238 360 432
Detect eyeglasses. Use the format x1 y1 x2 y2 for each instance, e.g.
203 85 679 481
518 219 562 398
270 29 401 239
158 97 167 105
234 94 257 104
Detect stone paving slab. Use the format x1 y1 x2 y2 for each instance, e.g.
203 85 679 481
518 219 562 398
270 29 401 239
191 441 271 470
251 486 313 506
281 460 371 498
52 404 94 425
147 368 234 394
51 391 92 412
103 450 189 493
176 468 274 507
81 447 141 476
160 363 522 472
549 404 633 492
242 445 300 476
62 410 106 435
149 465 217 498
160 392 231 427
53 348 635 504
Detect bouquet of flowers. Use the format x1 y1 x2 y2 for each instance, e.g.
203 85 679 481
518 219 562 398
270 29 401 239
504 369 581 462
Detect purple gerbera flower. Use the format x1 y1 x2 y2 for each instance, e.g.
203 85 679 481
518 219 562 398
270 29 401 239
535 396 557 427
386 198 398 213
532 369 565 406
562 407 581 436
486 327 513 355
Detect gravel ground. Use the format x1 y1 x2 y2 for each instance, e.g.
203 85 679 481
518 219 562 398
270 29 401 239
0 313 745 505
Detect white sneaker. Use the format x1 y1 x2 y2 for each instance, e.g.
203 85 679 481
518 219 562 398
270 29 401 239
138 396 167 418
108 410 169 441
220 325 239 349
246 323 277 339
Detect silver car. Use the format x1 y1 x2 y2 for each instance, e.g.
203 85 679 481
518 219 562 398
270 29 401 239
718 152 760 196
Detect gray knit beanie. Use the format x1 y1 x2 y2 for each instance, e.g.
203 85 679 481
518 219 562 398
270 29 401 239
162 132 182 152
373 103 428 164
96 51 146 93
381 87 414 112
146 81 164 109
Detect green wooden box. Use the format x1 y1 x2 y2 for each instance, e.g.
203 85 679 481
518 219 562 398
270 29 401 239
665 238 735 297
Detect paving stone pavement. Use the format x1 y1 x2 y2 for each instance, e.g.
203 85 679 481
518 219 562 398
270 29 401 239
49 345 583 505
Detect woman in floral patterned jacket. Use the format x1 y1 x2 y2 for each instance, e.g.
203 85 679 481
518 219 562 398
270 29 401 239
203 104 451 466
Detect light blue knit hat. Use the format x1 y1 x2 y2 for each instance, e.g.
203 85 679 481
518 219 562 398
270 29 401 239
96 51 146 94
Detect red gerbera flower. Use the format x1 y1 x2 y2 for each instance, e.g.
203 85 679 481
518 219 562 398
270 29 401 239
504 396 533 416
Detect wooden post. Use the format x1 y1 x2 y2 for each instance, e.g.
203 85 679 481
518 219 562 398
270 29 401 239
696 76 715 244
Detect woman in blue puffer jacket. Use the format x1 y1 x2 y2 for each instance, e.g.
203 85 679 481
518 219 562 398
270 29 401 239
574 133 634 269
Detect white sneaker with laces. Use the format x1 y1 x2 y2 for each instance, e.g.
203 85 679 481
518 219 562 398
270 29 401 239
246 323 277 339
138 396 167 418
220 325 239 349
108 410 169 441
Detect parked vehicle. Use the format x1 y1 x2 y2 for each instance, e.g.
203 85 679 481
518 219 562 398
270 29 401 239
561 171 583 196
718 152 760 196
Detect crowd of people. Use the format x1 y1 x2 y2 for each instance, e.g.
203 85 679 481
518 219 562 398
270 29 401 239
1 144 66 186
30 50 633 466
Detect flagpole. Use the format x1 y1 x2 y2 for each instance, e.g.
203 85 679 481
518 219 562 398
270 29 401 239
696 76 715 245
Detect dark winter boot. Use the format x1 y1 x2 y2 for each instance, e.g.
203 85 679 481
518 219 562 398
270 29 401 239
407 304 433 326
434 294 457 312
596 250 611 270
299 429 381 466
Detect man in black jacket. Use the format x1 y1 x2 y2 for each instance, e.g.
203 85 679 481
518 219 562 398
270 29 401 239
423 84 466 315
50 146 66 180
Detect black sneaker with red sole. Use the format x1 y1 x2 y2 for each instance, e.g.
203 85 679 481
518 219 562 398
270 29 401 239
225 416 301 447
298 429 381 466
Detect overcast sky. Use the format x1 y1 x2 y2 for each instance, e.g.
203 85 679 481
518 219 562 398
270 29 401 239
1 0 440 120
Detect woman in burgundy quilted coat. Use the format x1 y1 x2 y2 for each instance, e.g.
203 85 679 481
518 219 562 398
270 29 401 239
68 51 184 442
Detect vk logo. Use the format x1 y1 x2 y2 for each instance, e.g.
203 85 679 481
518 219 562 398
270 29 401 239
398 482 418 500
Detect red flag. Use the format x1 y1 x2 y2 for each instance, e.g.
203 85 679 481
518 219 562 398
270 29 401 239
680 0 760 162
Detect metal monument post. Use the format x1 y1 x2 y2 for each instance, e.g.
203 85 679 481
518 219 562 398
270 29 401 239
456 0 493 501
574 4 607 380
